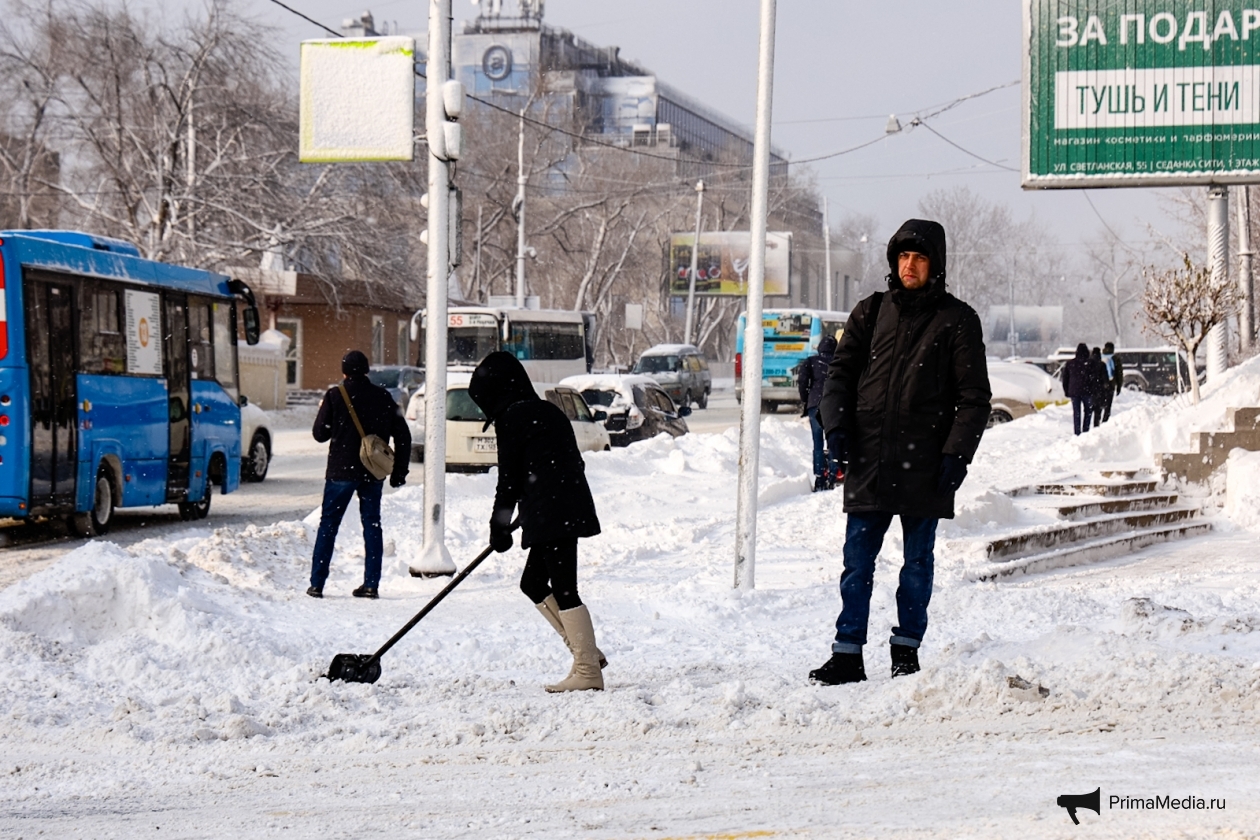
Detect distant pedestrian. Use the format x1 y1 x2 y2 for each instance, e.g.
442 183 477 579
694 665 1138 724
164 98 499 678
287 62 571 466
1100 341 1122 421
797 334 841 491
810 219 991 686
1060 343 1094 435
307 350 411 599
1088 347 1110 427
468 351 607 693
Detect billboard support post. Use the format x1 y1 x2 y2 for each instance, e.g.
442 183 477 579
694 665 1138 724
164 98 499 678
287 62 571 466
1240 187 1256 352
413 0 457 577
683 180 705 345
515 107 528 310
735 0 777 592
1207 186 1230 383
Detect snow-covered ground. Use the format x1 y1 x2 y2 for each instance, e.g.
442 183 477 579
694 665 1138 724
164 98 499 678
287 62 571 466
2 363 1259 838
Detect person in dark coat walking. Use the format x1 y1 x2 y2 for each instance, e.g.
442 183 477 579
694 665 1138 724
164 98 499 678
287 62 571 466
468 351 606 692
811 219 991 685
798 334 841 491
1060 343 1094 435
308 350 411 599
1088 347 1110 427
1099 341 1121 423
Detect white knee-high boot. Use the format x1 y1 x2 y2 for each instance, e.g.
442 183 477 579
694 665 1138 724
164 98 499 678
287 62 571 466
545 605 604 692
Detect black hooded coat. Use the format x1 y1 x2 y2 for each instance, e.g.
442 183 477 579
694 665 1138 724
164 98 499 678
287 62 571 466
468 352 600 548
797 334 838 411
819 219 991 520
312 353 411 483
1060 344 1092 399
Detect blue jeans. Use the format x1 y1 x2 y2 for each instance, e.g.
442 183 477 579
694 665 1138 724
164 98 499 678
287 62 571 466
807 407 838 478
1071 395 1094 435
310 478 384 590
832 511 939 653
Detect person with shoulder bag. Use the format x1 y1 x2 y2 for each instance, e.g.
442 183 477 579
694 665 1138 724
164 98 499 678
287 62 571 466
307 350 411 600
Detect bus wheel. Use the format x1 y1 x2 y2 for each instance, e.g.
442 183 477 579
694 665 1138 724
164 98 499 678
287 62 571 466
73 468 115 537
178 494 211 521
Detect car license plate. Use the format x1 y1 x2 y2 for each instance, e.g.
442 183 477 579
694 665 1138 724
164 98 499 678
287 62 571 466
473 437 497 453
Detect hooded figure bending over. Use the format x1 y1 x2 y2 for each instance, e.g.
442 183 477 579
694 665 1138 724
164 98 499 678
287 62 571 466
468 351 606 692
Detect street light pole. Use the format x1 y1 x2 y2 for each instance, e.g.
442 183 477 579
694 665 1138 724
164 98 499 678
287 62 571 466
683 180 705 345
822 197 832 311
734 0 777 591
1206 185 1229 383
515 107 527 309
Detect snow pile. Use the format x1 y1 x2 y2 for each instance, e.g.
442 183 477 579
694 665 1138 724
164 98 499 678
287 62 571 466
1225 449 1260 530
2 384 1259 835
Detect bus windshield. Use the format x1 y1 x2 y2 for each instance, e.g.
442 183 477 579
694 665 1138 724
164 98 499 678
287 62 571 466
449 327 499 365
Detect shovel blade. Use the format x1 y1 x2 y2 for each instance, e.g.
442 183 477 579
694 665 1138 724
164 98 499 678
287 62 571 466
327 653 382 684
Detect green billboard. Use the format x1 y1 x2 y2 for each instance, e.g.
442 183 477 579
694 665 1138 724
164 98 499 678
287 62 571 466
1024 1 1260 187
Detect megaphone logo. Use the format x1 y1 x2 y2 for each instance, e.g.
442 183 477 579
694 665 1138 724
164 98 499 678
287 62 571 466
1057 787 1101 825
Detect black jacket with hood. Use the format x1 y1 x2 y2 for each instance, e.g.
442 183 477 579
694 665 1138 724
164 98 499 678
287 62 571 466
313 363 411 483
468 352 601 548
819 219 991 520
1060 344 1092 399
797 334 838 411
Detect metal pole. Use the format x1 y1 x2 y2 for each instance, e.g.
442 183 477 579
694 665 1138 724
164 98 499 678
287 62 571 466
515 107 527 309
734 0 777 591
822 197 832 311
1206 185 1229 383
1239 185 1255 351
683 180 705 345
412 0 456 577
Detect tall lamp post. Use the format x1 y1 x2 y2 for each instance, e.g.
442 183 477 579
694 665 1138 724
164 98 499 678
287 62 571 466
683 180 705 345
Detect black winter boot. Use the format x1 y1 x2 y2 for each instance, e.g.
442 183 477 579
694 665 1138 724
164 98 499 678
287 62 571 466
813 476 826 493
890 644 920 678
809 652 866 685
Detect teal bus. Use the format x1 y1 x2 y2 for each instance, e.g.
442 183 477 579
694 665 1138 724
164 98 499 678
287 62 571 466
734 308 849 412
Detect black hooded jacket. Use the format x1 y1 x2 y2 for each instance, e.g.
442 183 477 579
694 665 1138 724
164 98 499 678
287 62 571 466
1060 343 1092 399
819 219 991 520
468 352 600 548
313 375 411 482
797 334 838 411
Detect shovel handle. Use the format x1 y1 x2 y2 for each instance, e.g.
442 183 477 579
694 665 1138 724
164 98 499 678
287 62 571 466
366 542 497 666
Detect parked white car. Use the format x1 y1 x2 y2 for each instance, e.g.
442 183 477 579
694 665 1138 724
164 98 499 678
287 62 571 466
988 361 1067 411
239 397 272 482
405 377 610 471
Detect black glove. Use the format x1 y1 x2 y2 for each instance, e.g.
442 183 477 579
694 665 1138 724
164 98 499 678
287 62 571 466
826 429 848 473
937 453 968 493
489 524 513 553
800 404 809 418
389 473 406 488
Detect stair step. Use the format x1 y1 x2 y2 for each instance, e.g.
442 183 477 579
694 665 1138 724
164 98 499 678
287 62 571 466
975 521 1213 582
1009 479 1158 498
986 506 1199 561
1098 469 1151 479
1049 492 1181 520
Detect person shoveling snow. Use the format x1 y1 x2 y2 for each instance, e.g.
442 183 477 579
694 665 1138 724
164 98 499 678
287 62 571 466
469 351 608 692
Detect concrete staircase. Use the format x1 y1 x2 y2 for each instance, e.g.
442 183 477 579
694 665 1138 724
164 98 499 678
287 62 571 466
1157 407 1260 484
975 470 1210 581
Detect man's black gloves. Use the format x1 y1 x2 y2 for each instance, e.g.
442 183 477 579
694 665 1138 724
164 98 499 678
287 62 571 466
826 429 848 473
937 453 969 493
389 473 406 488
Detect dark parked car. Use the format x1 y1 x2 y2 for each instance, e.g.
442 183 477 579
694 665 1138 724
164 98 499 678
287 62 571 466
559 374 690 446
631 344 712 409
367 365 425 408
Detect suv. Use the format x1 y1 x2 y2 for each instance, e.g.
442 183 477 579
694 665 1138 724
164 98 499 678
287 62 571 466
1046 346 1196 395
631 344 712 409
560 374 691 447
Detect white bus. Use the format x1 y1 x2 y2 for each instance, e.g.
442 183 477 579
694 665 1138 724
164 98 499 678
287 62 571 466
412 306 596 382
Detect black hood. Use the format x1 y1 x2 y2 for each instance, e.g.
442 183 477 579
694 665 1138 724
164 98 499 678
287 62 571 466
1075 343 1089 360
886 219 948 289
817 335 838 359
469 351 539 429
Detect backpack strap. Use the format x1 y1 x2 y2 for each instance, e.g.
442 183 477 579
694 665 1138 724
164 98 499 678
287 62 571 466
862 291 885 359
337 383 367 440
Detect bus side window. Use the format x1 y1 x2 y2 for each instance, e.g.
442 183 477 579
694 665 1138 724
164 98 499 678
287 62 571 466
211 301 238 396
78 281 126 374
187 299 215 381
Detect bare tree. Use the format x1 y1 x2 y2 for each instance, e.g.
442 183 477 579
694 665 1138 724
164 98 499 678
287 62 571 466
1084 230 1142 346
1141 253 1239 403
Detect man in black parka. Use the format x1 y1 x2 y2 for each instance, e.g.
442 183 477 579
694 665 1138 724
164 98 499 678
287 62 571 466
308 350 411 599
468 351 606 692
812 219 990 685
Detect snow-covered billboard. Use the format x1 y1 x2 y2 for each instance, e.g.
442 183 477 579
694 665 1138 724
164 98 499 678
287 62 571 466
668 231 791 297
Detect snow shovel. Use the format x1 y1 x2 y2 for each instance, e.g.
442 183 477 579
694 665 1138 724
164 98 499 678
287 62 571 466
325 531 511 684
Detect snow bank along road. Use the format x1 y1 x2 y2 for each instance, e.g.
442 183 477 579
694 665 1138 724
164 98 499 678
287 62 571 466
1 366 1259 838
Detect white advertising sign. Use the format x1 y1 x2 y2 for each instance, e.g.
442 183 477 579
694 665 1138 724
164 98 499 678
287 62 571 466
125 289 162 375
1054 66 1260 130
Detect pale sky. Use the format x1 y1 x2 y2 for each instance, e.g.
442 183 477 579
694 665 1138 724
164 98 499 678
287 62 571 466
162 0 1190 256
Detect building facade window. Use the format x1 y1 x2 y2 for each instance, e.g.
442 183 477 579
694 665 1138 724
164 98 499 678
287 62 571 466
371 315 385 366
276 317 302 388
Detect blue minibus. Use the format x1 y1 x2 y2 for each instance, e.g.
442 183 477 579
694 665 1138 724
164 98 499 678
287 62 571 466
735 308 849 412
0 230 261 534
